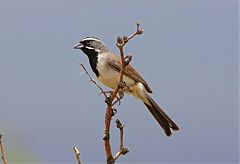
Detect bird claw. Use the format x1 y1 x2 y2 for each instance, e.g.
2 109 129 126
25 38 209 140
103 90 124 106
114 97 122 106
105 96 111 105
112 92 124 106
99 90 113 96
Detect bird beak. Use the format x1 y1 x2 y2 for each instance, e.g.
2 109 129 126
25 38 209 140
74 42 84 49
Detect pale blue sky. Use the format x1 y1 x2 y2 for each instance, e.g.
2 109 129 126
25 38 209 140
0 0 238 163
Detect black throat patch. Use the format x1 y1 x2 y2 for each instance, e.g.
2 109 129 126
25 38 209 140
82 48 99 77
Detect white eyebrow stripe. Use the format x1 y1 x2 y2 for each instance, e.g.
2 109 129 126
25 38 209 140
82 37 101 42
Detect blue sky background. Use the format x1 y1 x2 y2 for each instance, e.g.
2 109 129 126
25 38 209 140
0 0 238 163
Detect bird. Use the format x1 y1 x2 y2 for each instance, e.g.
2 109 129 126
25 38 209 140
74 37 179 136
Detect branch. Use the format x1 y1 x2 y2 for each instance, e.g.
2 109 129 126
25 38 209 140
78 22 143 164
79 63 108 99
103 22 143 164
113 119 129 161
0 133 7 164
108 21 143 103
73 146 81 164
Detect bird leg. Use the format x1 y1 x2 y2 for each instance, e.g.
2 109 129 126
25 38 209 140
99 91 113 105
100 87 125 106
99 90 113 96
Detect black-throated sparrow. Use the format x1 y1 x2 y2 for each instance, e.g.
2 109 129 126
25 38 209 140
74 37 179 136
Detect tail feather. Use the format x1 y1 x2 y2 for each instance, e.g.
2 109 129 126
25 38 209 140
144 94 179 136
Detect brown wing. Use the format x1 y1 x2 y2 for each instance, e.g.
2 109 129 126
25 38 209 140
106 54 153 93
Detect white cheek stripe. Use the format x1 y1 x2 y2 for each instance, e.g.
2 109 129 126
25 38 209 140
84 46 100 53
85 46 94 50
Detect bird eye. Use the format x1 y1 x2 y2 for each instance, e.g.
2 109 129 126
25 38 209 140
86 41 92 45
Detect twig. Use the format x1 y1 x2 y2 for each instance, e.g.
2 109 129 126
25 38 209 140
79 63 108 99
73 146 81 164
0 133 7 164
113 119 129 161
116 119 124 149
120 21 144 47
103 22 143 164
109 21 143 102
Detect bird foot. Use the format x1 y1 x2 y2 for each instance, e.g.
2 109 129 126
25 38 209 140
100 91 113 105
99 90 113 96
112 92 124 106
105 96 111 105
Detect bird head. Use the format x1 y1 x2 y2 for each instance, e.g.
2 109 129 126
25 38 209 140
74 37 108 56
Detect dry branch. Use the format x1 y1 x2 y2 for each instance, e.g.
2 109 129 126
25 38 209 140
0 133 7 164
78 22 143 164
79 63 108 99
113 119 129 161
103 22 143 164
73 145 81 164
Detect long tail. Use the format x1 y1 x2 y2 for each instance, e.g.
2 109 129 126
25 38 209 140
144 94 179 136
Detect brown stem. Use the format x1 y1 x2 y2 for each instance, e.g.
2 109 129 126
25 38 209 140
104 104 114 164
73 146 81 164
116 119 124 149
113 119 129 161
79 22 143 164
0 133 7 164
103 22 143 164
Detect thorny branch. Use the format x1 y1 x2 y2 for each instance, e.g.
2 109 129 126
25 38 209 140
73 146 81 164
0 133 7 164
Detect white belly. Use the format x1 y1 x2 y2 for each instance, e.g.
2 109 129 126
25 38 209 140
96 53 134 90
96 53 149 104
97 64 135 90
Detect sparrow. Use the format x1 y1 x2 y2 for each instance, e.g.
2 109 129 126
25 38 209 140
74 37 179 136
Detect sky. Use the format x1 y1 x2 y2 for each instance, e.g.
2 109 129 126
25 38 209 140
0 0 238 163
